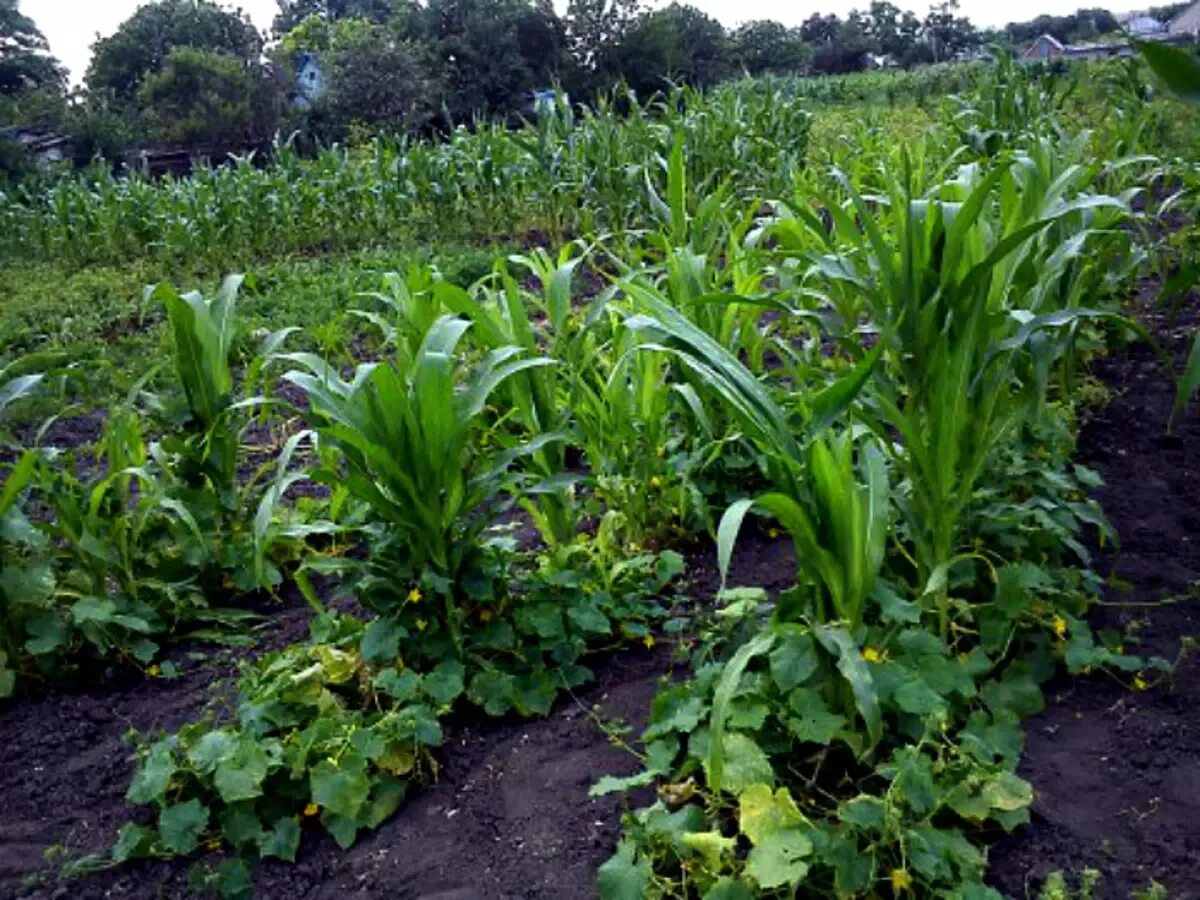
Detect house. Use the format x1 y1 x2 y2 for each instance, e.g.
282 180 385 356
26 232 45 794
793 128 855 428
1125 14 1165 36
294 52 325 108
1169 0 1200 35
1022 34 1065 60
1 127 71 168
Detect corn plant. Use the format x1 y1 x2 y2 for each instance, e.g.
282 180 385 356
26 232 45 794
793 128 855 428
623 289 890 774
790 159 1133 634
282 316 560 647
432 246 595 548
151 276 244 500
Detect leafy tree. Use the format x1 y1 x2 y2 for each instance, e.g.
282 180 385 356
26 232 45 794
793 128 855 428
86 0 263 101
925 0 976 62
800 13 841 47
563 0 639 78
803 13 873 75
1003 7 1121 46
316 22 440 136
408 0 565 120
601 3 729 96
66 92 135 163
137 47 275 147
0 0 65 95
866 1 929 66
274 0 399 33
729 20 809 77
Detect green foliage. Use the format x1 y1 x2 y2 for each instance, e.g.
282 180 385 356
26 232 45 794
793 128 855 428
729 21 810 77
0 0 65 95
138 47 277 147
0 56 1187 900
110 546 682 877
315 24 440 138
85 0 263 102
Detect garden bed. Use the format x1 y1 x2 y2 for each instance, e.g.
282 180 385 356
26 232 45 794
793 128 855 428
988 290 1200 896
0 534 795 899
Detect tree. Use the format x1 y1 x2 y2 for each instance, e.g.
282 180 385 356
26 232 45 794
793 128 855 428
866 1 927 66
564 0 639 70
802 13 873 75
407 0 566 120
924 0 977 62
316 22 440 136
86 0 263 101
729 20 809 77
600 3 729 97
137 47 275 147
0 0 65 95
274 0 398 33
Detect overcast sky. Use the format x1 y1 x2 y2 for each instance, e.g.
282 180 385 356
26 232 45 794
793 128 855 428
33 0 1151 84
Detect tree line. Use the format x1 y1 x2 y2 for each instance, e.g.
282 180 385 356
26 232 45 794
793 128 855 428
0 0 1175 175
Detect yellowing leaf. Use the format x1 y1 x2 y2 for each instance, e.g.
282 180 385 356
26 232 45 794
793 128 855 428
981 771 1033 813
315 645 359 684
738 783 807 846
680 830 736 868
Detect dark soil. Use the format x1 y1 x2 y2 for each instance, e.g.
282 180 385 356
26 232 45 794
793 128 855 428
988 291 1200 897
0 533 795 900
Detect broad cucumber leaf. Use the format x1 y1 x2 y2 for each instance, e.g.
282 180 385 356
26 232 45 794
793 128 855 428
598 840 650 900
769 631 819 691
127 738 177 804
258 817 301 862
703 877 754 900
981 771 1033 813
838 794 886 830
680 830 736 868
895 679 948 717
213 735 272 804
704 732 774 794
360 618 405 664
112 822 156 863
158 798 209 855
590 770 656 797
739 783 807 845
310 756 370 820
423 659 466 706
745 828 812 889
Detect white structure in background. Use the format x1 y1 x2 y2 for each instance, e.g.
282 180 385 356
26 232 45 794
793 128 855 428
1169 0 1200 35
294 52 325 108
1125 14 1166 35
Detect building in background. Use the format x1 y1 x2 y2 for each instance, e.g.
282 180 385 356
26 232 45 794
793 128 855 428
1022 34 1065 60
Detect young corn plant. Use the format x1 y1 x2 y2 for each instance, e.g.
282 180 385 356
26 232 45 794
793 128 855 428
151 275 244 503
624 288 889 761
794 159 1132 634
146 276 298 592
430 245 595 549
282 315 561 649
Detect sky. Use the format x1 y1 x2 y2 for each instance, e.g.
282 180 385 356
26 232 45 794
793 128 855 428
32 0 1153 84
